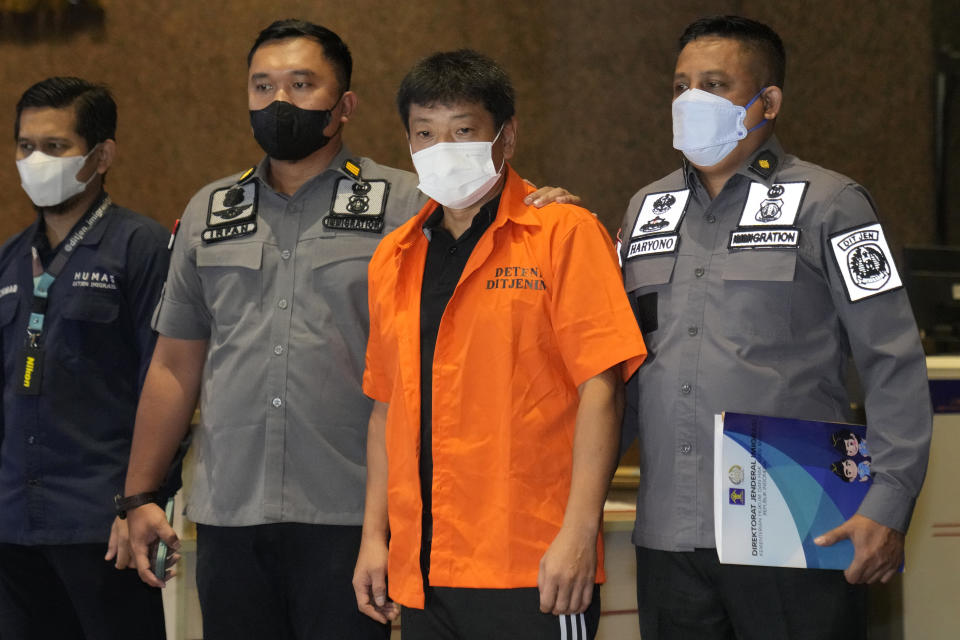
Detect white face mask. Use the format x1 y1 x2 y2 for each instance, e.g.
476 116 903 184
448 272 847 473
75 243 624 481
16 145 99 207
410 127 504 210
672 88 766 167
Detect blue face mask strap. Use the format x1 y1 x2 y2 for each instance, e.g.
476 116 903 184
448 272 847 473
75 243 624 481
745 87 769 133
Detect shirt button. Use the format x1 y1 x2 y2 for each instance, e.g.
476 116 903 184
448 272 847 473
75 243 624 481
688 326 699 336
272 397 282 408
448 246 458 255
679 442 693 455
27 479 39 487
280 250 291 260
278 299 289 309
273 345 284 355
680 383 692 394
695 267 705 278
26 436 36 445
706 214 716 223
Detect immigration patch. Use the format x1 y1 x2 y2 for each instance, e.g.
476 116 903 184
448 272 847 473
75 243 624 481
728 227 800 249
829 223 902 302
324 177 389 233
630 189 690 239
737 181 808 228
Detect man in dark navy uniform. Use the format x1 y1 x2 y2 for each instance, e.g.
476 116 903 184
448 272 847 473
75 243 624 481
0 77 170 640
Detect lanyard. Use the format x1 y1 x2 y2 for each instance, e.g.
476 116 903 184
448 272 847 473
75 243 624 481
26 195 112 347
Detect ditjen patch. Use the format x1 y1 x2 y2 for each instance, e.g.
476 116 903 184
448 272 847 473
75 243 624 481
829 223 902 302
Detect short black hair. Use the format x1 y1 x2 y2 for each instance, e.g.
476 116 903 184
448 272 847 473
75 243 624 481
679 15 786 90
831 430 861 454
15 76 116 150
831 460 855 483
396 49 515 132
248 19 352 93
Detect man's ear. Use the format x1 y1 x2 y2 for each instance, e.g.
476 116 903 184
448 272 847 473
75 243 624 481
337 90 359 124
501 116 518 161
761 86 783 121
89 139 116 177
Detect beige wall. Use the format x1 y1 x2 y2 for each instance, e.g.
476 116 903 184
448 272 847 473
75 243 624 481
0 1 935 255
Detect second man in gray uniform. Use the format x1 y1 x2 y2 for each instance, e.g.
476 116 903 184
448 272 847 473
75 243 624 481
121 19 572 640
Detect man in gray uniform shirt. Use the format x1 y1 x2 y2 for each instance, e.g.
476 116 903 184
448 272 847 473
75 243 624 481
620 16 932 640
119 19 570 640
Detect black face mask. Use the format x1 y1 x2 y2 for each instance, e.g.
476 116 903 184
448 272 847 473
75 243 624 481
249 99 339 161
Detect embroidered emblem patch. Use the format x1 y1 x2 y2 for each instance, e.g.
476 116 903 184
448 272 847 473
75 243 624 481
728 181 806 249
829 223 902 302
630 189 689 238
626 189 688 259
737 182 807 228
324 157 389 235
202 181 258 243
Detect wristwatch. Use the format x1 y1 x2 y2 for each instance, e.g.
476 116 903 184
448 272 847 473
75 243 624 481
114 491 160 519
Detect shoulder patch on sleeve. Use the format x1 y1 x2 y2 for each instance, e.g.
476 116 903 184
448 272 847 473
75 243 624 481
829 223 902 302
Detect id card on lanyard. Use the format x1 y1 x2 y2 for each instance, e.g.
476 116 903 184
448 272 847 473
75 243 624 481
16 195 112 395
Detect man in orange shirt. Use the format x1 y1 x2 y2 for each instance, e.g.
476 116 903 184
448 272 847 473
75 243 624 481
353 50 646 639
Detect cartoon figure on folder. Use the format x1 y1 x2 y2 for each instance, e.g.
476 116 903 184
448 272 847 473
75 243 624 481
831 430 869 457
831 458 871 483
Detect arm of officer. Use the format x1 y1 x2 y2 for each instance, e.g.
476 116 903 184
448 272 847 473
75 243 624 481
811 185 932 585
124 335 207 588
353 400 398 622
539 367 622 615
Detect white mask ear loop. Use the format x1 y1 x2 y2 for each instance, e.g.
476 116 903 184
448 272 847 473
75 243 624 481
492 123 506 174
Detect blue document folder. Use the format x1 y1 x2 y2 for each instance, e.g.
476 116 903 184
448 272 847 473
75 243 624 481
714 412 872 569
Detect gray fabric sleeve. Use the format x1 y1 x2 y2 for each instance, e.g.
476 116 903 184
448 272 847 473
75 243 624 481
820 185 933 533
151 193 212 340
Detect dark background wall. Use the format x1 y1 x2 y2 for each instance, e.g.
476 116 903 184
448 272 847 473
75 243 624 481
0 1 939 254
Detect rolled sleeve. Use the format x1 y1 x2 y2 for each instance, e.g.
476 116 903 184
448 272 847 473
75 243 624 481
152 198 212 340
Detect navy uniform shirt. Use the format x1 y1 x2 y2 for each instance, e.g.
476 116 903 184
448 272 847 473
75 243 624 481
619 137 932 551
0 194 170 545
153 147 425 526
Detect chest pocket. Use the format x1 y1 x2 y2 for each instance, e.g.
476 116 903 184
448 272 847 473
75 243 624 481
62 294 120 323
197 242 263 326
60 293 122 365
0 294 19 330
721 250 797 339
312 237 380 320
623 255 676 335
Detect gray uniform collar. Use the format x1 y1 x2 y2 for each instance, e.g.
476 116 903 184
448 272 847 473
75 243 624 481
251 144 358 191
682 135 787 192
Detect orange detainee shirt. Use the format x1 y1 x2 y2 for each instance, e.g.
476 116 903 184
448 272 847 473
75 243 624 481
363 167 646 608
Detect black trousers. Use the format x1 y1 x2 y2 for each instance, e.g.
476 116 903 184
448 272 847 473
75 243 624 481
401 585 601 640
635 546 867 640
195 522 389 640
0 542 164 640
